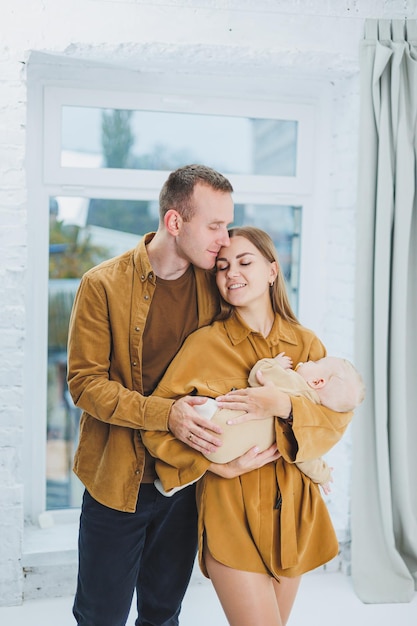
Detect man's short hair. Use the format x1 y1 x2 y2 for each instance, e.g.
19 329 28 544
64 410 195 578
159 164 233 221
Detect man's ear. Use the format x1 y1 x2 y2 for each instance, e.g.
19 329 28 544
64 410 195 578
164 209 182 235
307 377 326 390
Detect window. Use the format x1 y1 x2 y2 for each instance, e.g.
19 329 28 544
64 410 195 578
61 106 298 176
26 67 328 520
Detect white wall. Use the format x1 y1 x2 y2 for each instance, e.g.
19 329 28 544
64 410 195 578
1 0 416 607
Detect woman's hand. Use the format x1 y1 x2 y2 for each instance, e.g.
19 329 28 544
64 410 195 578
208 443 281 479
215 371 292 425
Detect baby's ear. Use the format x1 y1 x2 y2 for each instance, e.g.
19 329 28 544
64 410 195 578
307 377 326 389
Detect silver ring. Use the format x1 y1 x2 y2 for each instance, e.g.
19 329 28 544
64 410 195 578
188 433 193 441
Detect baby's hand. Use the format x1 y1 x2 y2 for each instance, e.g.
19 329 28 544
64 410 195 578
274 351 293 370
320 467 334 495
320 481 332 495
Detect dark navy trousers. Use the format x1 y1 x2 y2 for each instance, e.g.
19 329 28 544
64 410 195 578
73 484 198 626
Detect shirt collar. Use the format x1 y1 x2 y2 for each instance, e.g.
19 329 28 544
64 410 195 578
224 311 300 348
134 232 157 283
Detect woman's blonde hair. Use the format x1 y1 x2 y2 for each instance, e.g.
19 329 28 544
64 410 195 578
215 226 299 324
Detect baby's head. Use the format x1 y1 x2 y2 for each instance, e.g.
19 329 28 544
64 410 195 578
296 356 365 412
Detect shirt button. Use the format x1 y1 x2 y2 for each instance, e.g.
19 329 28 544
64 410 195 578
135 470 140 475
132 361 137 366
134 327 140 332
149 272 154 279
144 295 149 300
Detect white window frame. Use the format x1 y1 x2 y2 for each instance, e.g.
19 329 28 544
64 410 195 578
25 66 331 525
43 86 314 194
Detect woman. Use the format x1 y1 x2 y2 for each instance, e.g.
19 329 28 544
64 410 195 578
143 226 352 626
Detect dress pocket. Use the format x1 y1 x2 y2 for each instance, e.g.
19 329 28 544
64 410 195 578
205 378 249 396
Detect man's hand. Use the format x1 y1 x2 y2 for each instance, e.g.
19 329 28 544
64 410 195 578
208 443 281 479
215 372 292 425
168 396 223 454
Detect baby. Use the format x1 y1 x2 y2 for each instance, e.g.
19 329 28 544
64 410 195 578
149 354 365 495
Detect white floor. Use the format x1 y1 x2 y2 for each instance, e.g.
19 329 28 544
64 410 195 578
1 569 417 626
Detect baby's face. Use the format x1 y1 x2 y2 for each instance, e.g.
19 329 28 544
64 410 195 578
296 357 339 382
296 360 323 382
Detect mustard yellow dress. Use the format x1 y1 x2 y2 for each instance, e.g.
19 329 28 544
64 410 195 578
144 312 352 578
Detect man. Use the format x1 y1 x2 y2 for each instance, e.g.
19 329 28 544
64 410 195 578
67 164 234 626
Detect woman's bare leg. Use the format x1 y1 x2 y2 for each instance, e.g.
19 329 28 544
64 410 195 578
272 575 301 625
204 549 282 626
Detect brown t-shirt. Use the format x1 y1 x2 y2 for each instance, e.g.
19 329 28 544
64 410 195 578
141 265 198 481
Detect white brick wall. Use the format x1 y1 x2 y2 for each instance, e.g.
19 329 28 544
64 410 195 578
317 73 361 546
0 49 27 605
0 0 416 607
325 73 361 356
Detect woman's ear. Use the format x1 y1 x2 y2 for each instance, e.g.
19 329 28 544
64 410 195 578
269 261 278 285
164 209 182 235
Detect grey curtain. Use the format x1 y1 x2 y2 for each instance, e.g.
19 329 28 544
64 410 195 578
351 19 417 603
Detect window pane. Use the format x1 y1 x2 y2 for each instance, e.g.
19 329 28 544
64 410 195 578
47 279 82 509
61 107 298 176
47 196 301 509
47 196 159 509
